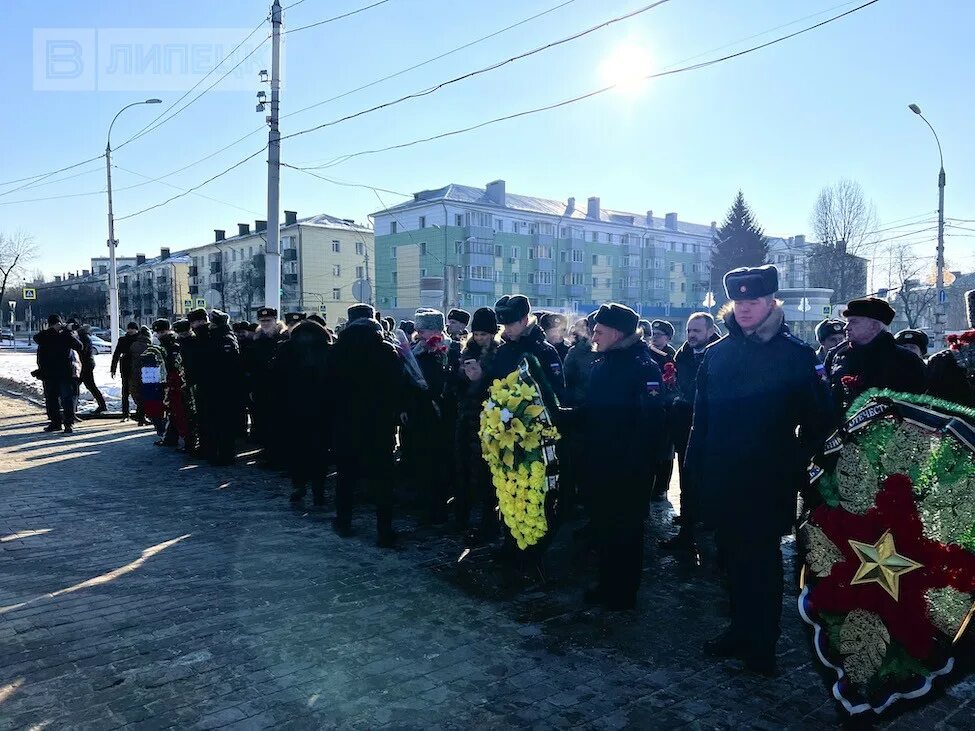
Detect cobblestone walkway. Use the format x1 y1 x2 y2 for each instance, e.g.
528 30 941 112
1 394 972 729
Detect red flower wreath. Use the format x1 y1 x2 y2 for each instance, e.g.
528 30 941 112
661 361 677 387
808 474 975 660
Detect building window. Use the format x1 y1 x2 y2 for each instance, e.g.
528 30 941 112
621 234 629 244
332 264 341 277
592 254 599 266
528 248 535 259
670 241 676 251
592 276 598 287
390 221 397 234
670 262 675 272
591 231 598 242
670 282 676 292
392 272 398 284
608 233 614 244
332 240 341 253
560 250 568 263
455 241 463 254
455 214 463 227
572 249 583 263
495 245 502 258
682 243 688 253
537 246 552 260
680 282 686 292
512 272 518 283
418 216 426 229
495 219 504 232
355 241 364 255
511 247 519 259
457 268 465 280
391 246 397 259
332 288 341 300
605 278 611 288
468 266 491 280
420 242 427 255
494 270 502 283
356 266 364 279
529 223 538 235
528 273 535 284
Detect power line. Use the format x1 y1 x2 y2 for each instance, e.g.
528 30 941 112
115 146 268 222
117 31 271 151
0 154 105 193
281 163 410 197
285 0 393 34
112 164 263 216
280 0 672 144
298 0 883 171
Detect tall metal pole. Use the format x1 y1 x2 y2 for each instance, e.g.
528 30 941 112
105 99 160 351
105 142 119 352
909 104 946 338
264 0 283 313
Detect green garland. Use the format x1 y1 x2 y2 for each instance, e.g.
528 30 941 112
847 388 975 422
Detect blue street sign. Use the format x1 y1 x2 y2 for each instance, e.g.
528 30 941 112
939 289 948 305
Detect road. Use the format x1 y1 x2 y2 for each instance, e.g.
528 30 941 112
0 393 972 729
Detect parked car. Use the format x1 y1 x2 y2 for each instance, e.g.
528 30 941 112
0 328 14 342
88 335 113 354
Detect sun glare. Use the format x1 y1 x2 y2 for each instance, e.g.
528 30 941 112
599 42 654 94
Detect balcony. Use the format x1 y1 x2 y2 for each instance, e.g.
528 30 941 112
188 265 198 277
283 249 297 262
188 285 199 295
210 273 222 285
209 261 222 274
283 273 298 285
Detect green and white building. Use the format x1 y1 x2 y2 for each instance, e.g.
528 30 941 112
372 179 719 328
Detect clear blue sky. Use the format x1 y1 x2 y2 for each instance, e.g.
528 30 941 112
3 0 973 278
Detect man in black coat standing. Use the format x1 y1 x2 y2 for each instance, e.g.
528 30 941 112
34 314 84 433
485 295 565 404
247 307 286 465
203 310 245 466
824 297 926 416
110 321 139 420
660 312 720 550
687 265 832 675
580 303 667 611
330 303 407 547
75 323 107 415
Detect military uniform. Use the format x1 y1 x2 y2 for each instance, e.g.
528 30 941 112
825 335 926 415
248 307 285 462
687 266 832 672
814 319 846 363
581 303 667 610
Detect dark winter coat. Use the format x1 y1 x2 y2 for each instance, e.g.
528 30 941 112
551 340 570 363
824 331 926 416
685 307 833 535
206 324 245 417
579 333 667 523
454 338 499 493
128 332 152 404
564 338 598 408
487 323 566 406
330 318 406 475
111 332 137 376
274 321 334 479
926 348 975 407
671 334 721 445
76 328 97 372
33 327 82 382
246 328 284 386
180 329 208 391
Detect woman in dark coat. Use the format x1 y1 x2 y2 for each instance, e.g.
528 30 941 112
454 307 501 538
274 320 334 505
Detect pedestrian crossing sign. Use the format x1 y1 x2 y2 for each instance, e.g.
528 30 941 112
318 304 327 313
822 305 831 317
183 300 192 310
195 298 206 308
22 288 36 300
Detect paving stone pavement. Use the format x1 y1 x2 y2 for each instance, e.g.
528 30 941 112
1 393 973 730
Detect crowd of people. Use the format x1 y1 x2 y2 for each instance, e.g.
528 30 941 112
29 262 973 677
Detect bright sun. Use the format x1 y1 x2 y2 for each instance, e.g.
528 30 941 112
599 42 654 94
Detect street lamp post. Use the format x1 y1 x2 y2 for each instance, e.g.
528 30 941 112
908 103 946 337
105 98 161 350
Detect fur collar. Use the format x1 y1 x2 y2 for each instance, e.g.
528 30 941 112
607 331 644 353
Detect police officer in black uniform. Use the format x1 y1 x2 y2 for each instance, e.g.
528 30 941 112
581 303 667 610
205 310 245 466
485 295 566 403
824 297 926 415
814 319 846 363
687 265 832 675
182 308 211 456
248 306 285 464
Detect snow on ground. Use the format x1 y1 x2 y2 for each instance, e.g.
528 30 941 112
0 352 122 410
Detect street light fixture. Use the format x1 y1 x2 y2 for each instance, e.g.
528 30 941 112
105 98 161 350
907 102 946 338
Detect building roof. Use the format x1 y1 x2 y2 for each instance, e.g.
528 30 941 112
294 212 372 233
372 183 715 238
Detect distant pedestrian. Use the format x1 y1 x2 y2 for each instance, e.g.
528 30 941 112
33 314 83 433
110 322 140 420
128 326 153 426
75 323 107 415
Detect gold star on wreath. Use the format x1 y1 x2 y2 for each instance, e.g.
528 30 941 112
848 531 923 601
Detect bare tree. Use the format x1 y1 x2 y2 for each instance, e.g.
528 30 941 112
809 179 878 303
887 242 936 329
0 231 39 307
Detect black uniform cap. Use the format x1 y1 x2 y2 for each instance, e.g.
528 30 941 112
471 307 499 335
895 328 929 355
347 303 375 321
398 320 415 336
815 319 846 343
594 302 638 336
843 297 895 325
723 265 779 300
256 307 277 319
447 308 471 326
187 308 209 324
494 295 531 325
232 321 250 333
173 319 191 334
151 318 172 333
246 322 259 332
650 319 675 339
284 312 306 325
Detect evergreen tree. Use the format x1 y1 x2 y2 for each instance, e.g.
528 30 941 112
710 191 769 296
